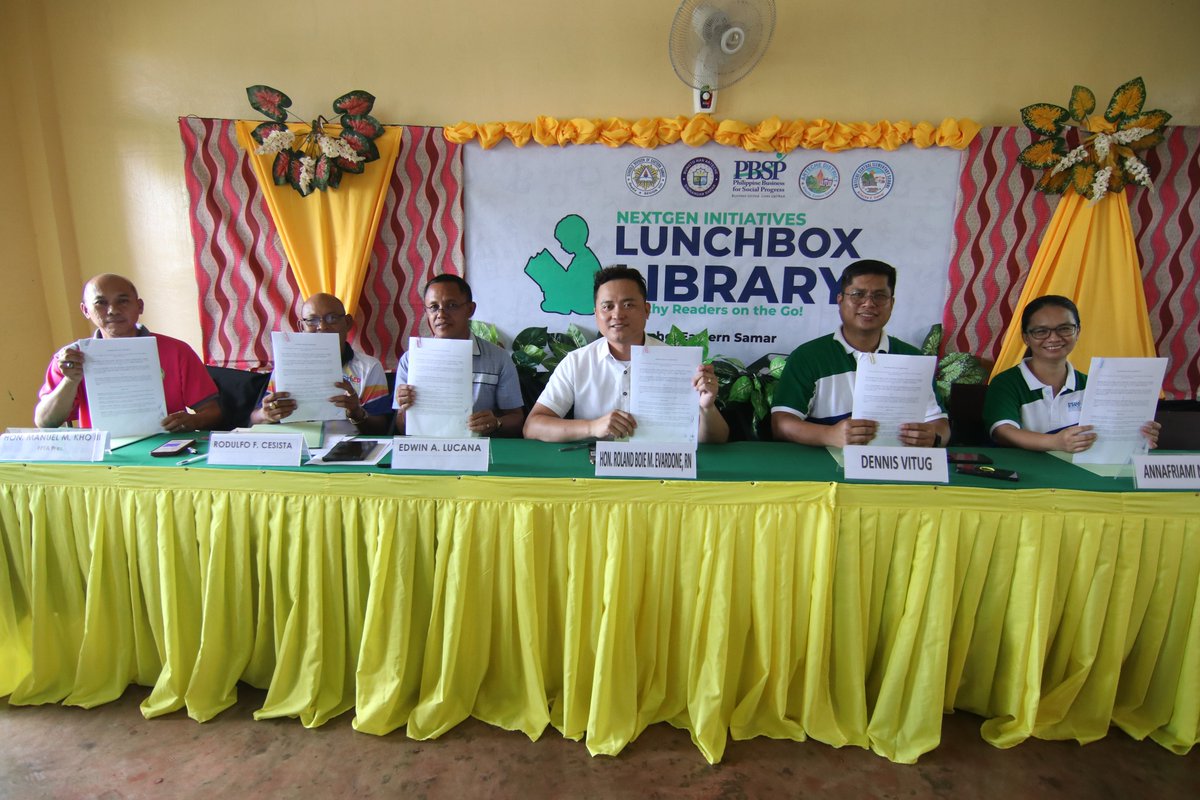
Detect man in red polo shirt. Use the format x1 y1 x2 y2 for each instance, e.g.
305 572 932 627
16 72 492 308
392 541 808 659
34 273 221 433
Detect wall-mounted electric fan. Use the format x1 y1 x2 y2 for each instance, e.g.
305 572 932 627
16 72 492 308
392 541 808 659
668 0 776 114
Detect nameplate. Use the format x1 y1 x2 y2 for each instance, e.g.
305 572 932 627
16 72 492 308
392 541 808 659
207 433 306 466
391 437 490 472
1133 455 1200 490
844 445 949 483
595 442 697 480
0 430 109 462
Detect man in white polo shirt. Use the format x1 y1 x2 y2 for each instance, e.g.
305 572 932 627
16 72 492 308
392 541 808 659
771 259 949 448
523 265 729 443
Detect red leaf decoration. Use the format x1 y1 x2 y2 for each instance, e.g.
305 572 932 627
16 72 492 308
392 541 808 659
251 121 288 145
271 151 292 185
340 130 380 162
341 114 384 140
288 154 313 196
247 87 382 195
332 90 375 118
247 85 292 123
313 155 340 191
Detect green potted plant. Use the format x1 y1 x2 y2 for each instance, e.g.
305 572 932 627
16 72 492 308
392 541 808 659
508 323 590 411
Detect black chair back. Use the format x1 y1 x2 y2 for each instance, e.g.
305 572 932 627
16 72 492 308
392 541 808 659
205 366 270 430
948 382 990 447
1155 399 1200 450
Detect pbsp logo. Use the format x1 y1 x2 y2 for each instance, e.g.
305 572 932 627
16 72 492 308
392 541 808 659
735 160 788 181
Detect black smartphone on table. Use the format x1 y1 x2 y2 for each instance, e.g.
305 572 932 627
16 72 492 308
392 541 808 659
151 438 196 457
324 439 373 462
955 463 1019 482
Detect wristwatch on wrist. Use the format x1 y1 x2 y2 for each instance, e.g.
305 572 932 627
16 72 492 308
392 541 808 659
349 407 368 425
933 433 943 448
494 417 502 432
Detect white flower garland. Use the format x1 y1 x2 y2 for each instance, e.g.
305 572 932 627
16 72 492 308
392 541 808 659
255 128 295 155
1048 126 1157 198
1051 144 1089 176
1110 126 1152 145
1124 156 1152 187
317 135 363 163
297 156 316 193
1089 166 1112 203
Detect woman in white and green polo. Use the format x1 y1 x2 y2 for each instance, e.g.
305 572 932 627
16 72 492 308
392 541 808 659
983 295 1159 452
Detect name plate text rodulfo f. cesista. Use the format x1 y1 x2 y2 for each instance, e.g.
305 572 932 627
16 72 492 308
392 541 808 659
207 433 307 466
843 445 949 483
391 437 490 472
595 441 698 479
0 430 109 462
1133 455 1200 490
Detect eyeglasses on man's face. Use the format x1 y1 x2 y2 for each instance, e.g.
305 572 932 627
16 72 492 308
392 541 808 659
1025 324 1079 341
424 301 467 315
842 290 893 305
301 312 347 329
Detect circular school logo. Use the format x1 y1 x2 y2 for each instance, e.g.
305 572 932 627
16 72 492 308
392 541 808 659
626 156 667 197
852 160 894 201
681 157 720 198
799 160 839 200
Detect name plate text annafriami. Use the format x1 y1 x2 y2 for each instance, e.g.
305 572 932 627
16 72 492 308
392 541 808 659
1133 455 1200 490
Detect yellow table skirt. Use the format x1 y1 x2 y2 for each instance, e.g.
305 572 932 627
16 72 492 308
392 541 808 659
1 464 1196 763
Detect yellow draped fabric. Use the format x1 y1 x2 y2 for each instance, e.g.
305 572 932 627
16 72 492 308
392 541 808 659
991 187 1157 378
2 465 1196 763
444 115 981 152
234 123 403 315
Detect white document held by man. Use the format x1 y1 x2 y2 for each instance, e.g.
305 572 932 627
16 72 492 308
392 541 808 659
270 332 344 423
631 345 702 444
78 336 167 436
405 337 473 437
851 353 937 447
1074 356 1168 465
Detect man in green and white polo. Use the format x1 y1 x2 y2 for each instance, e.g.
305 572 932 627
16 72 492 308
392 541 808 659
770 260 949 448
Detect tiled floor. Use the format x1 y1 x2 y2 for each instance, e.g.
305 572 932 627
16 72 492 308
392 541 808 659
1 687 1196 799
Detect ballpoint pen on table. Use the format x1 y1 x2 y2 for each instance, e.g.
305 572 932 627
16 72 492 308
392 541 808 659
176 453 208 466
558 441 596 452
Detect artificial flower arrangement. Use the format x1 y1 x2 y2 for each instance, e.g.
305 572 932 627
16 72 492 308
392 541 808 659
1017 77 1170 202
246 85 385 196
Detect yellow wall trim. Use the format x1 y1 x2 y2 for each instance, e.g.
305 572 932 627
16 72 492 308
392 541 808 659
445 115 981 151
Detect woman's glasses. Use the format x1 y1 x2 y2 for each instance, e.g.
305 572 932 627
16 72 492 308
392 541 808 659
1025 324 1079 340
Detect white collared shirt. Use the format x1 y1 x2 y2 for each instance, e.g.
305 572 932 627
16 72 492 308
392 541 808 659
535 335 663 421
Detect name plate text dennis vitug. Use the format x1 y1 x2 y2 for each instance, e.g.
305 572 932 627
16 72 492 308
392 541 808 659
844 445 948 483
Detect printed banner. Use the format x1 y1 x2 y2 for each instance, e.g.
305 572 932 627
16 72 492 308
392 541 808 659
465 142 963 362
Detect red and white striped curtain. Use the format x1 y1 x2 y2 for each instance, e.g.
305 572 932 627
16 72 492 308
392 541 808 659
944 126 1200 399
179 117 464 371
